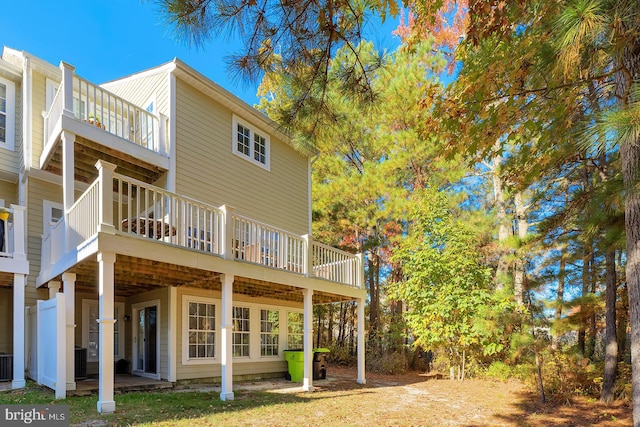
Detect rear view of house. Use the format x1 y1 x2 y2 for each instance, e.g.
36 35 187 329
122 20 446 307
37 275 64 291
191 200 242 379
0 46 366 413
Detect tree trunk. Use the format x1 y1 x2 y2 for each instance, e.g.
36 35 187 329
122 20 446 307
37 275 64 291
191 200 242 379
513 191 528 305
492 142 510 291
601 248 618 404
327 303 335 346
588 251 597 360
619 282 629 363
552 245 566 351
619 35 640 424
367 248 380 344
578 243 591 356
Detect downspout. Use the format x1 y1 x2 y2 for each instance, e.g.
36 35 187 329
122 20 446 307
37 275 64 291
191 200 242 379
167 62 178 193
20 55 31 205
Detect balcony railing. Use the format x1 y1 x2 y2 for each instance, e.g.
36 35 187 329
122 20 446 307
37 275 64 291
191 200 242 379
43 62 167 156
0 206 26 261
41 162 363 288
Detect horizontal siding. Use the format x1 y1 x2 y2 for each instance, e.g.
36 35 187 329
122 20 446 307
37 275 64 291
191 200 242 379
174 80 309 235
25 178 64 306
30 70 48 168
176 286 302 381
104 72 169 119
0 288 12 353
0 180 18 206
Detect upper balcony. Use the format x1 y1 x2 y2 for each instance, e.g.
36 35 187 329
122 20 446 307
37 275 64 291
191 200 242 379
40 62 169 185
38 162 363 294
0 205 29 282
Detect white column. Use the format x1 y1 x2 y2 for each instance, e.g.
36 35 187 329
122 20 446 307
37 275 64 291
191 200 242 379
302 288 313 391
168 286 177 382
220 205 235 260
62 131 75 253
9 205 26 260
48 280 61 298
220 274 234 401
97 251 116 414
95 160 116 234
11 274 26 389
59 61 75 118
357 298 366 385
63 272 76 391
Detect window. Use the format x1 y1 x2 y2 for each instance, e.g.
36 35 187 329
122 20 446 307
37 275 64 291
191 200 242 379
0 76 15 150
187 301 215 359
43 200 64 235
260 310 279 357
82 300 125 362
232 115 270 170
287 312 303 350
232 306 250 357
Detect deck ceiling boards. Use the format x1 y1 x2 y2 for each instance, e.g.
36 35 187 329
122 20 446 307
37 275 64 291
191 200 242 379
0 272 14 288
44 136 164 184
58 255 353 303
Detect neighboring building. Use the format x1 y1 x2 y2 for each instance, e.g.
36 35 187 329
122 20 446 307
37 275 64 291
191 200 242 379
0 46 366 413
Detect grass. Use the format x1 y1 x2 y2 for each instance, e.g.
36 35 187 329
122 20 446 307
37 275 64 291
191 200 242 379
0 367 633 426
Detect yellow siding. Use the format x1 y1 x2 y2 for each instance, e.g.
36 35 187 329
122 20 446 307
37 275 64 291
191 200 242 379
30 70 47 168
25 178 63 306
0 288 12 353
0 180 18 206
174 80 309 234
104 72 169 118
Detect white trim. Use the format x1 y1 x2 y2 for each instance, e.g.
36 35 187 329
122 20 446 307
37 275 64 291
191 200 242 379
0 75 16 151
42 199 63 235
181 295 218 366
82 299 125 362
231 114 270 171
131 299 161 380
45 78 59 112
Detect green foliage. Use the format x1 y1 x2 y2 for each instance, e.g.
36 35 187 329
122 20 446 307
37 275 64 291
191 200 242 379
366 351 408 374
390 186 515 368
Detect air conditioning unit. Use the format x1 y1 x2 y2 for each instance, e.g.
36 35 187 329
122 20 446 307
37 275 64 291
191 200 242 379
0 354 13 381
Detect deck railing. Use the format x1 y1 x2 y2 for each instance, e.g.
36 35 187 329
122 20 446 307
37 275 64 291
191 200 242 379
43 163 363 288
232 214 306 274
42 62 167 156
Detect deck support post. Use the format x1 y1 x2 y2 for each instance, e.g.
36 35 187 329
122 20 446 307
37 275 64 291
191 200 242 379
11 273 26 389
303 288 314 392
62 131 75 253
63 272 76 391
97 251 116 414
220 273 234 401
357 297 366 385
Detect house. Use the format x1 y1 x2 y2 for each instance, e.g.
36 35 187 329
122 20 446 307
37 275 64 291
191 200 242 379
0 46 367 414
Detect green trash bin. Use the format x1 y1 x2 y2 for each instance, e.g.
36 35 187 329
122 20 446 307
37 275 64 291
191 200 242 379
284 350 305 382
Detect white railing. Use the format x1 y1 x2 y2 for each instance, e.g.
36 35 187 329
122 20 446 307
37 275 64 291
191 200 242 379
67 180 100 244
113 173 224 256
42 63 167 156
41 217 64 267
41 164 363 288
73 76 165 154
232 214 306 273
312 242 360 287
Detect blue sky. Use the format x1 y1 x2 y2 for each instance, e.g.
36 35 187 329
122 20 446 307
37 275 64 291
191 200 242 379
0 0 402 106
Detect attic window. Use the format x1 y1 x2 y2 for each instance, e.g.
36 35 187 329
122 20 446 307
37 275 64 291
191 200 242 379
232 115 270 171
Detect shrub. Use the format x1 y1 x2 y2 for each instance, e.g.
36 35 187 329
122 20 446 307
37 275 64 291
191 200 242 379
366 351 407 375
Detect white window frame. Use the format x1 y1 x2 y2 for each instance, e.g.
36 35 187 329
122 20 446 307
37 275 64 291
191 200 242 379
287 311 304 350
232 115 270 171
260 309 280 357
181 295 218 365
42 200 64 235
82 299 126 363
0 76 16 151
232 306 251 358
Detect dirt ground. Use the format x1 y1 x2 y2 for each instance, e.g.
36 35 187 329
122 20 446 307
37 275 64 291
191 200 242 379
314 366 633 426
